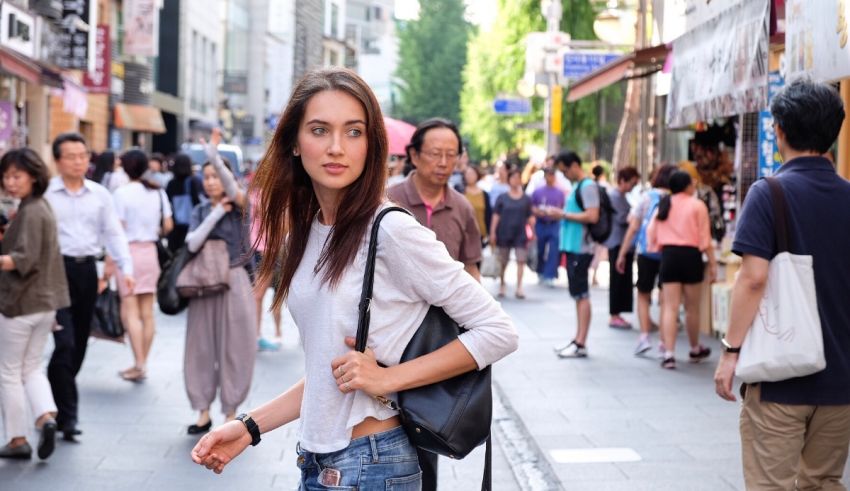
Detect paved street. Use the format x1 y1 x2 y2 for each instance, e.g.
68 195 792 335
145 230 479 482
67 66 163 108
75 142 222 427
2 265 850 490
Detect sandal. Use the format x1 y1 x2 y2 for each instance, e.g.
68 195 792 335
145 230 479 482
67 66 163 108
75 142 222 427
119 367 146 383
515 291 526 300
661 357 676 370
689 345 712 363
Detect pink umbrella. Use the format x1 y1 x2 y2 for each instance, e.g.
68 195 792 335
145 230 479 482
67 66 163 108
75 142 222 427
384 117 416 156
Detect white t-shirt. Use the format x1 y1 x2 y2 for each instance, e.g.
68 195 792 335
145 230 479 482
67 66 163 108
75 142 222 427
113 182 173 242
288 205 518 453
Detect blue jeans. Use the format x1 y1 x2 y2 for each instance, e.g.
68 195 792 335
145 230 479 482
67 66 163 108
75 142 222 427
297 426 422 490
535 221 561 280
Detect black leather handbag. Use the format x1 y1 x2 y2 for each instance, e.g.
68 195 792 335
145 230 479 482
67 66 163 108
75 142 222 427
355 207 492 490
91 287 124 342
157 246 193 315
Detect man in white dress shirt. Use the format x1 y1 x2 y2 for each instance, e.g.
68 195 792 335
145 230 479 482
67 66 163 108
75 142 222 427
44 133 135 442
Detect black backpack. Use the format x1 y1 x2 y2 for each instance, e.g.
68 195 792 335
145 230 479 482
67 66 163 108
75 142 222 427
575 180 613 243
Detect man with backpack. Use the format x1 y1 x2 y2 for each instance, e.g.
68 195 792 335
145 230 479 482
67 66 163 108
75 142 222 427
550 151 600 358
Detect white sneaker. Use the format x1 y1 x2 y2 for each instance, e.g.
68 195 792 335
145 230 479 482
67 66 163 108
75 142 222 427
634 338 652 356
557 342 588 358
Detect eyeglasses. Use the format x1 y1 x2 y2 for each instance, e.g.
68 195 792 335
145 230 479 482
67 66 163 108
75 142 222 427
60 152 91 161
420 149 459 162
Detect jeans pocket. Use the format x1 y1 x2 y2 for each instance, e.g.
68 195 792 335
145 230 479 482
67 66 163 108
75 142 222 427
385 471 422 491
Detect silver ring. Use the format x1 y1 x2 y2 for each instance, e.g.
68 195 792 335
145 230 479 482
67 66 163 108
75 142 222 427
338 366 344 377
344 382 350 391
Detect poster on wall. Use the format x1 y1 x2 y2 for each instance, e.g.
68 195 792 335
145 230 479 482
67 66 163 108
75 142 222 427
124 0 159 57
58 0 96 70
0 101 13 154
666 0 770 128
786 0 850 82
758 71 785 178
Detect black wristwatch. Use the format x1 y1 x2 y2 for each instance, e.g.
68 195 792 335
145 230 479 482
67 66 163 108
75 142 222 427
721 337 741 354
236 413 261 446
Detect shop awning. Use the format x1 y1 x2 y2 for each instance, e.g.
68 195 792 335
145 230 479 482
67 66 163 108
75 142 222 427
566 44 669 102
36 61 64 89
114 103 166 134
0 46 40 84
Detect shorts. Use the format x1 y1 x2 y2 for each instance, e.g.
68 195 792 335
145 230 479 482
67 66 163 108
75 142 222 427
565 252 593 300
636 254 661 293
660 246 704 285
498 245 529 264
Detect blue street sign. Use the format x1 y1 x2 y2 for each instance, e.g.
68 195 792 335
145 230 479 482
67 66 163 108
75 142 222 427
758 71 785 178
493 98 531 115
563 52 620 79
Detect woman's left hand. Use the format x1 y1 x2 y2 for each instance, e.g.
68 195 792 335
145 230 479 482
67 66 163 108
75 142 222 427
331 337 390 397
708 262 718 283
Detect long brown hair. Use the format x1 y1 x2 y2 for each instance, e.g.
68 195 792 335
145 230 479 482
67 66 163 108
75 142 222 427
252 68 388 310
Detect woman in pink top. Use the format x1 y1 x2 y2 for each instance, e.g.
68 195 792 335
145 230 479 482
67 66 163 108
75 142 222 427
648 171 717 370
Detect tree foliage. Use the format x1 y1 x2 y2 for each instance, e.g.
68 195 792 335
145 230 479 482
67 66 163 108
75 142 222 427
393 0 470 125
461 0 623 161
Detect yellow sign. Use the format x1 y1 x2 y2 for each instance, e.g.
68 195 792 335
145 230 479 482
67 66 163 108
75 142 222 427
550 85 563 135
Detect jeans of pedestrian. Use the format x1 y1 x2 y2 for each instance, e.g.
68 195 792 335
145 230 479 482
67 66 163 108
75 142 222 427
0 311 58 440
48 258 97 430
535 221 561 280
296 426 422 490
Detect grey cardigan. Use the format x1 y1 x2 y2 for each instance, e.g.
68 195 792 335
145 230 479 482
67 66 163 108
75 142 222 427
0 197 70 317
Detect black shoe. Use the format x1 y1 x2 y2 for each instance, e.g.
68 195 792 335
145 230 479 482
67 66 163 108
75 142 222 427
61 426 81 443
38 421 57 459
57 424 82 436
0 442 32 460
187 420 212 435
689 345 712 363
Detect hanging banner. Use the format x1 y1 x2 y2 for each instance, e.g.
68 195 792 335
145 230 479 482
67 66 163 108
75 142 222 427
83 25 110 94
786 0 850 82
58 0 96 70
124 0 159 57
758 70 785 178
666 0 769 128
0 101 14 152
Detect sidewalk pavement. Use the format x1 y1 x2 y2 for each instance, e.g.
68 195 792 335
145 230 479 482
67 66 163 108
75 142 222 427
0 294 515 490
488 263 850 491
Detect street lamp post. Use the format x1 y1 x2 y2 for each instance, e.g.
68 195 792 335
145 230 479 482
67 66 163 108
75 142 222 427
542 0 562 156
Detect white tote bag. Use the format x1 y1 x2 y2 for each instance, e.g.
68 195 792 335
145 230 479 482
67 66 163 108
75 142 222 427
735 178 826 383
480 246 501 279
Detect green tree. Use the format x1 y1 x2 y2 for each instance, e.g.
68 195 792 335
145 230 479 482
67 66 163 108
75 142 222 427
394 0 470 125
460 0 621 161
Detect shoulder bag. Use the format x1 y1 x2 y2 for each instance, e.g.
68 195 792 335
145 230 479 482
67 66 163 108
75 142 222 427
157 246 193 315
355 206 492 491
735 177 826 383
176 239 230 298
156 189 173 268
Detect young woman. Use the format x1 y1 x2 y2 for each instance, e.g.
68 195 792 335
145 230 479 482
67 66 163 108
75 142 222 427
112 150 174 382
490 169 535 299
190 68 517 488
165 153 202 252
463 165 491 245
648 170 716 369
0 149 69 460
183 129 256 434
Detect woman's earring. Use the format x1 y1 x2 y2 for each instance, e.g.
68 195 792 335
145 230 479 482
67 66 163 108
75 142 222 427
293 149 300 157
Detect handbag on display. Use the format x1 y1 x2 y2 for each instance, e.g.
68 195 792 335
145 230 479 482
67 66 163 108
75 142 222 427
355 207 492 491
735 177 826 383
157 246 193 315
91 281 124 343
176 239 230 298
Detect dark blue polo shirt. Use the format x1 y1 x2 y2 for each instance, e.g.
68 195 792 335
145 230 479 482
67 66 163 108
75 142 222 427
733 157 850 405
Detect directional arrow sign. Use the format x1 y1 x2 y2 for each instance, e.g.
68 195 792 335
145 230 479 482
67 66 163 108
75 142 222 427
563 52 620 79
493 98 531 115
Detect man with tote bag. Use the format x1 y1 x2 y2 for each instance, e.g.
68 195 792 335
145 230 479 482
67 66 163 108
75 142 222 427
714 80 850 489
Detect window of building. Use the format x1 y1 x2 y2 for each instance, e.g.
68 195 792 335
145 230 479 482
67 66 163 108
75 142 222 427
331 3 340 39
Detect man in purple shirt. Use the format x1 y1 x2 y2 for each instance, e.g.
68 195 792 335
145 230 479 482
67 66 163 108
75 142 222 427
531 167 566 286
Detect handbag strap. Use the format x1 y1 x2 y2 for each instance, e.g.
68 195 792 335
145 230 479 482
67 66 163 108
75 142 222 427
355 206 412 353
765 177 790 254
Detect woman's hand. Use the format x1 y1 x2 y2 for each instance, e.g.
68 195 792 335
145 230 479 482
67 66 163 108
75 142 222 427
191 420 252 474
615 255 627 275
708 261 718 283
331 337 391 397
489 234 497 248
219 197 234 213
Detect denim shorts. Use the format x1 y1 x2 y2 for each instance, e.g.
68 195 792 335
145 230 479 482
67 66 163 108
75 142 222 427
296 426 422 490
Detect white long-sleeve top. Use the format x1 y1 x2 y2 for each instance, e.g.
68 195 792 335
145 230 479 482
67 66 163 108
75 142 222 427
288 205 518 453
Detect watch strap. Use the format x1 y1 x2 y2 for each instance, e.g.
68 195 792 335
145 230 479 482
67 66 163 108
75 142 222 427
721 337 741 354
236 413 261 446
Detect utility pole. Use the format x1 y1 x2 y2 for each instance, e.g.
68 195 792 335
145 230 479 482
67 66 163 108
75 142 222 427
542 0 562 156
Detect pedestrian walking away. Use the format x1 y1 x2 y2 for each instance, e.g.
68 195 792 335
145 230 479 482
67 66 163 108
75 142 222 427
44 133 135 442
647 171 716 370
617 164 677 356
550 151 600 359
490 169 535 299
190 68 518 490
604 166 640 330
183 128 256 434
165 153 203 253
531 166 566 287
388 116 486 488
112 150 174 382
462 165 492 248
0 149 70 460
714 80 850 490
